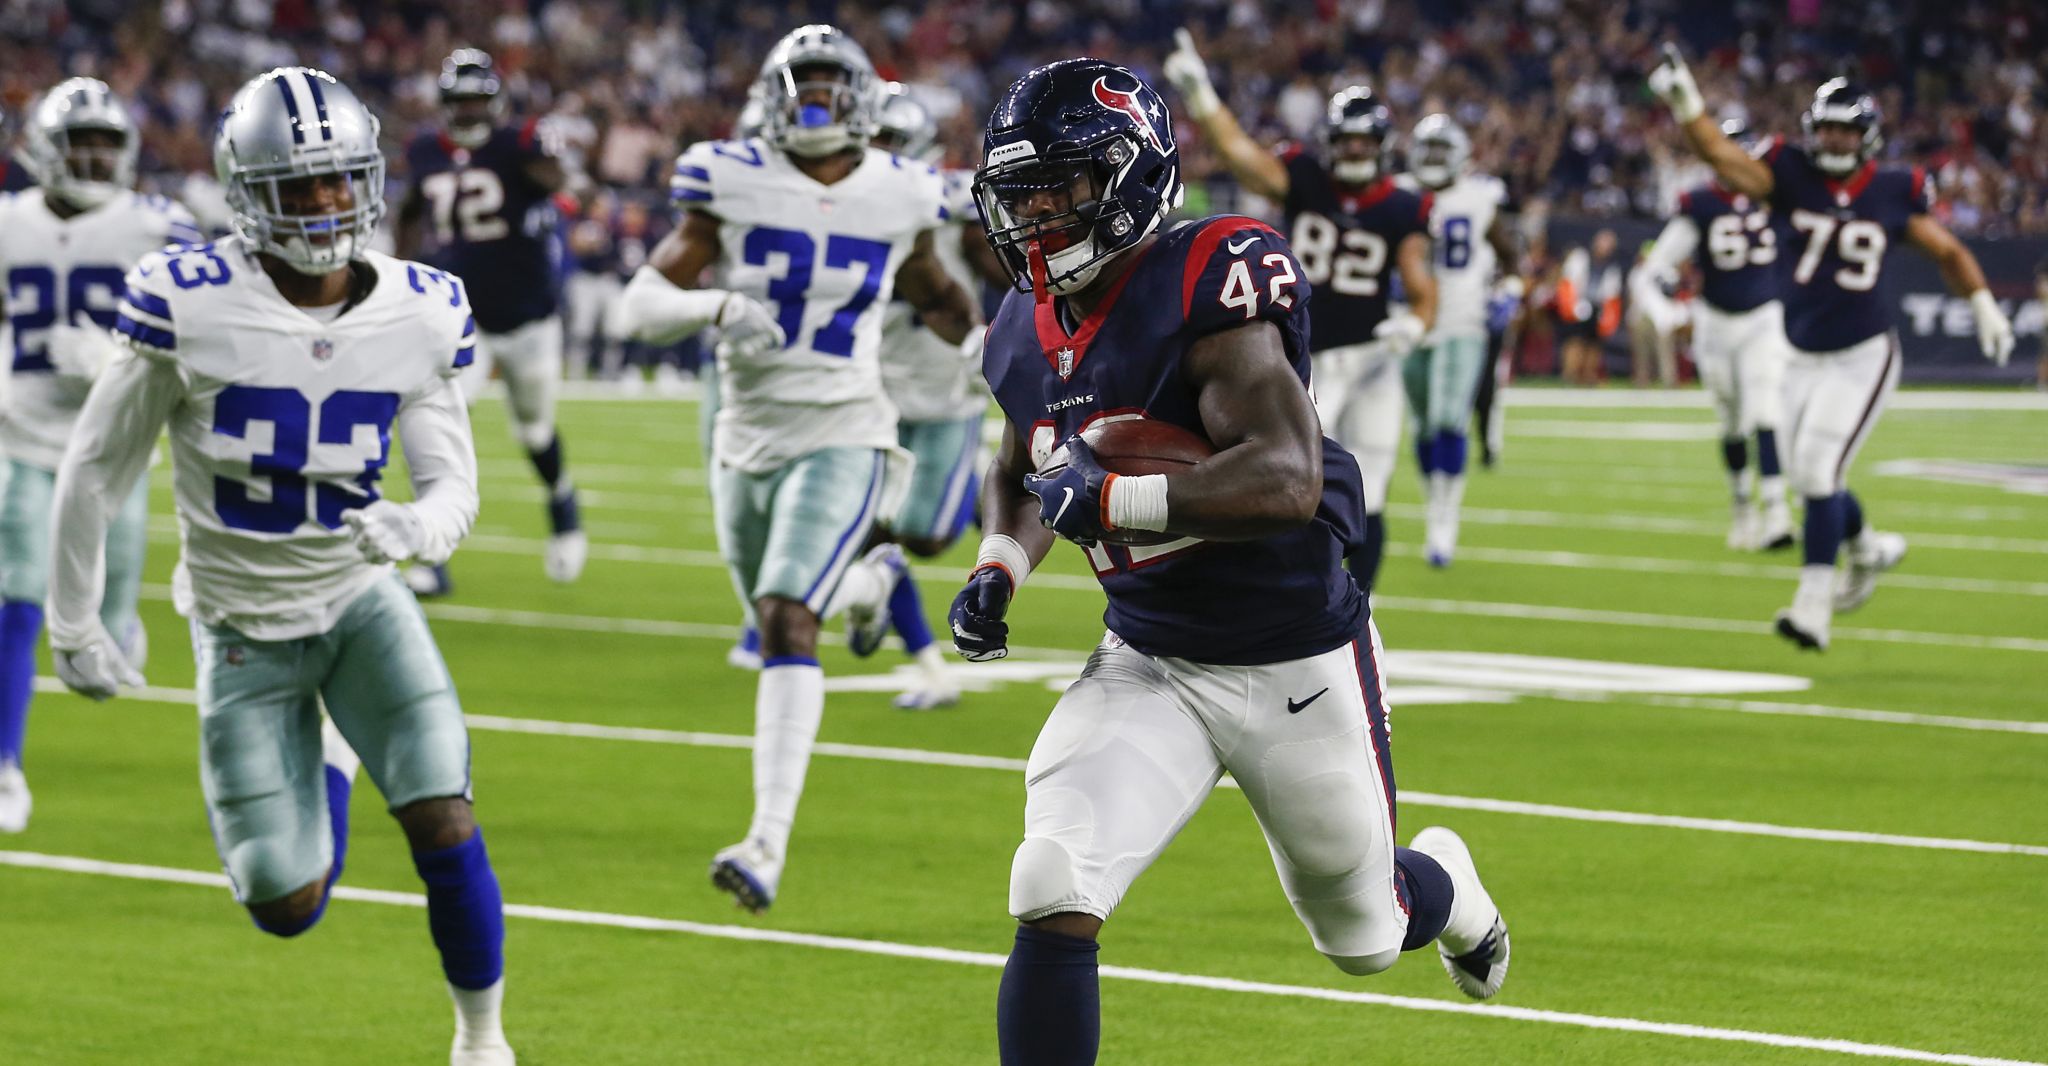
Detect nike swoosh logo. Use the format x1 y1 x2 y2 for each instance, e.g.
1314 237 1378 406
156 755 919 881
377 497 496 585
1286 688 1329 714
1225 236 1257 254
1052 487 1076 528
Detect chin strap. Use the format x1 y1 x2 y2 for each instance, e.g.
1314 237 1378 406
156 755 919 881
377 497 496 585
1028 243 1053 308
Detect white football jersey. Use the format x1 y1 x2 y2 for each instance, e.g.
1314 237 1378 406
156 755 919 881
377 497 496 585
880 167 986 424
113 238 475 639
0 189 199 469
670 138 947 472
1420 173 1507 340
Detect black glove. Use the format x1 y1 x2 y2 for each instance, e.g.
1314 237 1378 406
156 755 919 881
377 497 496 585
1021 436 1111 547
949 564 1014 662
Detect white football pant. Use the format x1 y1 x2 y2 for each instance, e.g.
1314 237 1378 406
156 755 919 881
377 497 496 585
1311 343 1406 512
458 315 564 453
1782 332 1900 499
1692 301 1790 438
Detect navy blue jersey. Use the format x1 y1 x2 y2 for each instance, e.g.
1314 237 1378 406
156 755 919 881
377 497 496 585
983 215 1370 666
1677 182 1779 314
405 121 562 333
1763 138 1931 352
1279 148 1432 350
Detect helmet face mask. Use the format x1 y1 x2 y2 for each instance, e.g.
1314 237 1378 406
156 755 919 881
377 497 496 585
439 48 502 150
1409 113 1470 190
976 58 1182 297
217 67 386 277
29 78 138 210
873 84 940 162
756 25 879 159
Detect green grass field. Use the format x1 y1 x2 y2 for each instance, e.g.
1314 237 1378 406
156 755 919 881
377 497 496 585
4 388 2046 1065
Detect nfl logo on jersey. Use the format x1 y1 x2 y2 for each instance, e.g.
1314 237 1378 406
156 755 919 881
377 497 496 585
1056 346 1075 379
311 338 334 363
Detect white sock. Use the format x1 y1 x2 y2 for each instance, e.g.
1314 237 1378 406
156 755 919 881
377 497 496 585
822 556 890 622
746 661 826 854
1795 564 1835 609
450 978 506 1047
320 718 361 782
1441 475 1466 544
1758 475 1786 511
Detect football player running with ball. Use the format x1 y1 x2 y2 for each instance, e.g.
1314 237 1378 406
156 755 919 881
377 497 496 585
46 69 514 1065
1164 30 1436 592
954 60 1509 1066
1651 49 2015 649
616 25 979 912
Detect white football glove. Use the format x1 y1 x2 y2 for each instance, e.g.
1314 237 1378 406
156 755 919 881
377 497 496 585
1163 29 1222 120
53 621 144 702
959 326 986 365
1373 310 1427 355
713 292 786 362
340 500 427 564
1647 43 1705 123
46 316 121 383
1969 289 2014 367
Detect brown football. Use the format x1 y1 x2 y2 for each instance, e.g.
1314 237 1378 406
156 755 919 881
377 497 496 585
1079 418 1214 546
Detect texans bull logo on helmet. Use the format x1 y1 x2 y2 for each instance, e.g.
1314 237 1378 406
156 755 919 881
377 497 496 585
1092 77 1165 155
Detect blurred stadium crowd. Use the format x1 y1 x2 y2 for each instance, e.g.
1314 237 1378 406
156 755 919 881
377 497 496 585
5 0 2043 381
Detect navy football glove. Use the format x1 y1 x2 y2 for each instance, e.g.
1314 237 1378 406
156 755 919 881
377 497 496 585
949 565 1014 661
1022 436 1111 547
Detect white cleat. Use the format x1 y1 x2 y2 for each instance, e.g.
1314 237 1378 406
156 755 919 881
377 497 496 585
1725 502 1758 551
710 837 783 914
893 683 961 711
544 529 588 584
845 544 907 658
1774 594 1832 651
726 627 764 671
1755 504 1796 552
1835 531 1906 613
0 761 31 834
450 1038 515 1066
1409 826 1510 1000
405 564 454 598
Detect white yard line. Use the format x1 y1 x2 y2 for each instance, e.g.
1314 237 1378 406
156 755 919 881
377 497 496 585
1549 691 2048 736
45 678 2044 857
1449 546 2048 597
1499 388 2048 411
0 849 2038 1066
1383 504 2048 554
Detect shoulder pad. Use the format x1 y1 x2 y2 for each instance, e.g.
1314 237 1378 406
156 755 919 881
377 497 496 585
1177 216 1307 335
114 248 185 355
670 140 732 208
393 259 478 377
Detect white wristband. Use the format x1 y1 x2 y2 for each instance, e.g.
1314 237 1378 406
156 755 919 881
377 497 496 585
975 533 1032 590
1105 473 1170 533
618 266 731 345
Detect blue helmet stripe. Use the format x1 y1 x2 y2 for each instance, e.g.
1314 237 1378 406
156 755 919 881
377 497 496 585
274 74 306 145
303 73 331 141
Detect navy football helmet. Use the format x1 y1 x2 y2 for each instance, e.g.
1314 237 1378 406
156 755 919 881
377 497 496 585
1324 86 1394 184
439 48 503 149
1801 78 1882 176
975 58 1183 296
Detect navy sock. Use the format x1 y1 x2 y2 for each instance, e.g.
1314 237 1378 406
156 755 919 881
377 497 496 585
887 568 934 655
998 925 1100 1066
1841 490 1865 542
1346 513 1386 592
1393 847 1455 952
413 831 507 990
1436 430 1469 477
527 434 566 493
1721 436 1748 474
0 600 43 766
1413 434 1436 476
1802 494 1845 566
1755 428 1782 477
546 486 581 535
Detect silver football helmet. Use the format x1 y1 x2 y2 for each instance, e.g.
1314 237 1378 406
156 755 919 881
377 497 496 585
214 67 385 276
754 24 879 158
1409 113 1471 190
873 83 940 162
27 78 138 210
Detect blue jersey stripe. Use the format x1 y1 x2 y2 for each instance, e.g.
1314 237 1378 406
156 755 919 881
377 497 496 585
461 315 477 338
123 287 172 322
453 344 476 368
671 187 713 203
674 164 710 181
167 222 203 248
114 314 175 350
274 74 305 145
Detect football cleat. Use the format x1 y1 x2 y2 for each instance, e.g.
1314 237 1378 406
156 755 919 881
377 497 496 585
544 530 588 584
405 563 455 599
449 1038 516 1066
893 682 961 711
1774 601 1831 651
845 544 908 658
1724 502 1757 551
1756 504 1796 551
727 626 764 671
710 837 783 914
0 761 31 833
1835 531 1906 613
1409 826 1510 1000
1425 549 1452 569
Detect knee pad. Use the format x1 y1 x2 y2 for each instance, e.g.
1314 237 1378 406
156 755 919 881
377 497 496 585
1008 836 1087 921
1789 439 1843 499
228 835 326 911
1324 946 1401 976
514 419 555 454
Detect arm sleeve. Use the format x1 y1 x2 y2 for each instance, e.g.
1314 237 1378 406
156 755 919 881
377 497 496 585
47 344 180 647
396 377 479 566
1634 215 1698 297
